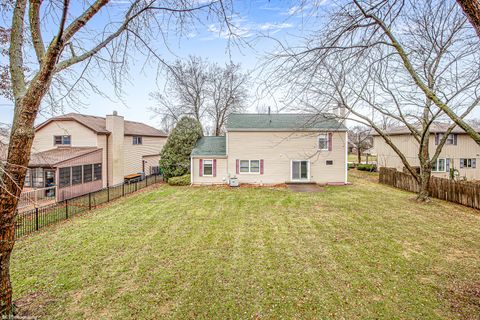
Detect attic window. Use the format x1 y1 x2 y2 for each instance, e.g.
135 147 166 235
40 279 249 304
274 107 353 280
54 135 71 145
133 136 143 145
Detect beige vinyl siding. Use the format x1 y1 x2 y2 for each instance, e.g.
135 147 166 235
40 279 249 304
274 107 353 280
96 135 108 188
374 134 480 180
33 120 98 152
142 155 160 175
123 136 166 176
191 158 228 185
226 131 347 184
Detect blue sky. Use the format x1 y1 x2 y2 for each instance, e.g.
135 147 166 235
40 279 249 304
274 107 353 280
0 0 315 127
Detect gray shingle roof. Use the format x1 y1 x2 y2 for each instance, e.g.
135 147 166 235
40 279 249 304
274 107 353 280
36 113 167 137
374 122 480 136
191 137 226 157
226 113 347 131
29 147 101 167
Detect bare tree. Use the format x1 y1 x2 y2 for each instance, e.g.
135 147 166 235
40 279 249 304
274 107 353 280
208 62 248 136
264 0 480 200
150 56 210 132
151 57 248 135
456 0 480 38
0 0 234 315
268 0 480 144
348 125 372 164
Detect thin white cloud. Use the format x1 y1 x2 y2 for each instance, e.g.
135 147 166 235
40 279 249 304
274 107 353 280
258 22 294 31
281 1 329 16
206 19 294 40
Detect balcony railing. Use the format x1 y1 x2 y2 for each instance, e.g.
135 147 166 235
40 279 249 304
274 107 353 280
18 186 57 210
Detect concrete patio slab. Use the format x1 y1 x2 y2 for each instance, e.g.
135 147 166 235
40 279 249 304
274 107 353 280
287 184 325 192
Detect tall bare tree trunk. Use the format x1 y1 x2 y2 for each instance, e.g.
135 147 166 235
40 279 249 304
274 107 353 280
1 29 61 315
0 98 41 315
457 0 480 38
417 165 432 202
417 128 431 202
357 147 361 164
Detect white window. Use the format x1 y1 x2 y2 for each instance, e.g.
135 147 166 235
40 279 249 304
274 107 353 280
132 136 143 145
239 160 260 174
54 135 71 145
437 133 456 145
250 160 260 173
432 158 446 172
318 133 328 150
203 160 213 176
446 134 455 145
460 158 476 168
240 160 249 173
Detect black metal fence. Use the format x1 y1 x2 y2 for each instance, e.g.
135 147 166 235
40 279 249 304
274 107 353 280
15 174 163 238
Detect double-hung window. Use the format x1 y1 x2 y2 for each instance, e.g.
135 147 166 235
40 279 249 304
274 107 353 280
240 160 260 173
436 133 457 145
132 136 143 145
318 133 328 150
203 160 213 176
460 158 476 169
54 135 71 145
432 158 446 172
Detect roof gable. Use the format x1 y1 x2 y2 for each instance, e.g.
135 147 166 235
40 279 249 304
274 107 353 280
226 113 347 131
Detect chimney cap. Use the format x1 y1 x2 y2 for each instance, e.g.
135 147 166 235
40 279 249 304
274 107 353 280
113 110 118 116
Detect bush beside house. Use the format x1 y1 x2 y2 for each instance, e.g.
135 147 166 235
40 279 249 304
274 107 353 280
167 174 191 186
159 117 203 180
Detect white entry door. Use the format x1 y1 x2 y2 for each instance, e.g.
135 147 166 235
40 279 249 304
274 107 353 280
291 160 309 181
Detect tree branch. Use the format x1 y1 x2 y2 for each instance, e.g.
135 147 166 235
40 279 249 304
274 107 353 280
9 0 28 99
29 0 45 64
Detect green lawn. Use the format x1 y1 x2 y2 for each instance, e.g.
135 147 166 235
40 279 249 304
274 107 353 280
11 170 480 319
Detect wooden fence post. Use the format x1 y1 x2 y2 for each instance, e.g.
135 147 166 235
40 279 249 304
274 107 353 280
65 199 68 219
107 187 110 202
122 183 125 197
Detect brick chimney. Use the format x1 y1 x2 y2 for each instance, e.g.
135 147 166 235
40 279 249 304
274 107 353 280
106 111 124 186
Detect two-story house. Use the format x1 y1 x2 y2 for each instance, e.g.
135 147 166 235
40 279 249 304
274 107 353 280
25 112 167 200
373 123 480 180
190 113 348 185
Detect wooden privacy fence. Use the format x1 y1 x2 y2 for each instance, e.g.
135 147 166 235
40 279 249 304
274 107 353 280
379 167 480 210
15 174 163 238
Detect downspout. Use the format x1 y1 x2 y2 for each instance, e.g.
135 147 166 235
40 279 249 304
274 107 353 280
345 131 348 184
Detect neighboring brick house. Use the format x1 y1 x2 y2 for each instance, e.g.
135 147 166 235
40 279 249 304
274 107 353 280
191 113 348 185
373 123 480 180
25 112 167 200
